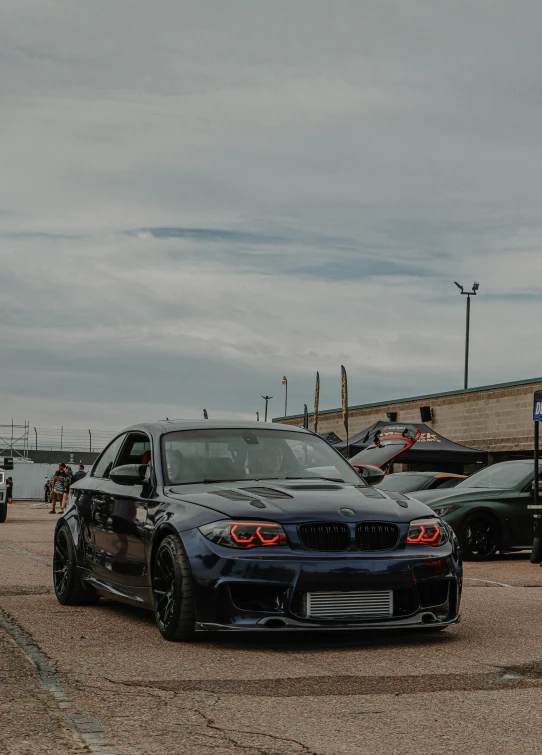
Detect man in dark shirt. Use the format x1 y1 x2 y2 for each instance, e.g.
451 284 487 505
72 465 86 483
6 477 13 506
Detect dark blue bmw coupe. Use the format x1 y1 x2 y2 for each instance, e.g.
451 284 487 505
53 421 462 641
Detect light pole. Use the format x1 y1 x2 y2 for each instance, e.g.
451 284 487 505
282 376 288 417
261 395 272 422
454 281 480 390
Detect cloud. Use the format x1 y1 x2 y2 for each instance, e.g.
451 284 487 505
2 1 542 431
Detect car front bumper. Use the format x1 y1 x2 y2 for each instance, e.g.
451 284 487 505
182 529 463 631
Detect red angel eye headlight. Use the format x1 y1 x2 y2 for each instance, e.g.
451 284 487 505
406 519 442 547
199 521 288 549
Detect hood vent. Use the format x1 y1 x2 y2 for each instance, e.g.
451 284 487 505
241 487 293 500
213 489 258 502
357 486 385 499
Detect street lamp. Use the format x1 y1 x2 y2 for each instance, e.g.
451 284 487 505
282 376 288 417
454 281 480 390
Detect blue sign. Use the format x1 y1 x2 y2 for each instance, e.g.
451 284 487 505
534 391 542 422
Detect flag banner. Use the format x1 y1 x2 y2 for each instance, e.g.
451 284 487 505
303 404 309 430
341 365 349 438
313 372 320 434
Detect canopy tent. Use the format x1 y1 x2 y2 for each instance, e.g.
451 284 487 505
336 421 487 465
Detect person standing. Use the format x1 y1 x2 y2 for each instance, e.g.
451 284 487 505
61 466 73 512
6 477 13 506
44 478 51 502
72 465 86 483
50 463 67 514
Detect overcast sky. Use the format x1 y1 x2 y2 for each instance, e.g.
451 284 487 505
2 0 542 431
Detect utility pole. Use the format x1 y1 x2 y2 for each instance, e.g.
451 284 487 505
454 281 480 390
282 376 288 417
261 396 273 422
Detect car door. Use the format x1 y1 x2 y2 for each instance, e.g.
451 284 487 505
508 475 539 547
91 432 153 589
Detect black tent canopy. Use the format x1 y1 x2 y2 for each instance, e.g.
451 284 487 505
336 421 487 465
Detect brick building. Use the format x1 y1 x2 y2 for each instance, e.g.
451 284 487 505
276 377 542 470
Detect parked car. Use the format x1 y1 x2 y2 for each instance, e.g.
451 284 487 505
349 424 421 473
414 460 538 560
379 472 466 495
53 421 462 640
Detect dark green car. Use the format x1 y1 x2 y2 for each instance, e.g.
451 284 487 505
412 460 537 560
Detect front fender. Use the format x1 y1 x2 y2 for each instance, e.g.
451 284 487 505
55 505 86 567
445 503 506 546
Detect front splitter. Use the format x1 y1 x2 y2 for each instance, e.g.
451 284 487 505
196 612 460 632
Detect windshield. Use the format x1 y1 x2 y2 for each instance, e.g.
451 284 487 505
380 474 429 493
455 462 531 490
349 441 407 468
162 428 362 485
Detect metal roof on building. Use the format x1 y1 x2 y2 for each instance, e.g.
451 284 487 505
275 376 542 422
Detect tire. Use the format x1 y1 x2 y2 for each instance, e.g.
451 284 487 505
0 503 6 524
152 534 195 641
459 513 500 561
53 524 100 605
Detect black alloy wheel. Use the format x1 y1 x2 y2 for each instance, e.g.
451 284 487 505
459 513 500 561
53 524 99 605
152 534 195 641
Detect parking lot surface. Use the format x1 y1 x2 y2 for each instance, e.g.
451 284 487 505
2 502 542 754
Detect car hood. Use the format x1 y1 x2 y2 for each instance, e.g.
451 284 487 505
413 487 508 507
165 479 433 523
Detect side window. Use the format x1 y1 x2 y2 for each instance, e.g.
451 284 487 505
92 435 126 479
116 433 152 467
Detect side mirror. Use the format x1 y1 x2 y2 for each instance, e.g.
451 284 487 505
110 464 146 486
354 464 385 487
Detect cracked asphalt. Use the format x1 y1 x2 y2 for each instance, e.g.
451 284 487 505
2 502 542 754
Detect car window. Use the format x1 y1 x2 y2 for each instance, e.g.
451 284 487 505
380 474 429 493
433 477 462 489
162 428 361 485
116 433 152 467
92 435 126 479
456 462 531 490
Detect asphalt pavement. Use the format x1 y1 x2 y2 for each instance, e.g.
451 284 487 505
1 502 542 755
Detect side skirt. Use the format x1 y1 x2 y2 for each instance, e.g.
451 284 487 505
80 569 153 610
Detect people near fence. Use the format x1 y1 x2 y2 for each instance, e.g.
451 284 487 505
72 464 86 483
6 477 13 506
44 477 51 502
50 463 67 514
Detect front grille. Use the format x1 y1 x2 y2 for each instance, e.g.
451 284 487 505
298 523 350 551
304 590 393 619
356 522 400 551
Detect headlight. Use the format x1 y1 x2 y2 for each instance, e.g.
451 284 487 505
431 503 462 517
406 518 446 547
199 520 288 549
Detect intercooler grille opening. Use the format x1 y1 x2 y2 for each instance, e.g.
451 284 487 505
304 590 393 620
298 523 350 551
356 522 400 551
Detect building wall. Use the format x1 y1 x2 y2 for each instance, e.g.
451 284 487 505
276 378 542 455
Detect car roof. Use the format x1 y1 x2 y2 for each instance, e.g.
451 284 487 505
119 420 311 435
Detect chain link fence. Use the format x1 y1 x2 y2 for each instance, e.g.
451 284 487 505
0 422 115 455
